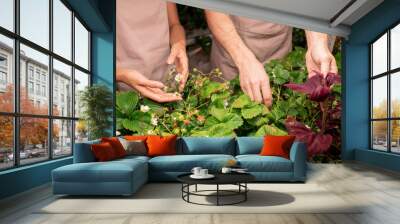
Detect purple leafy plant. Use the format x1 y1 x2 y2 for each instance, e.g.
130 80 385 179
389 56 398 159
284 71 341 157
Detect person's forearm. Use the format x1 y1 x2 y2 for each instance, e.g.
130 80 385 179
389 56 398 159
205 10 256 69
116 68 136 83
170 24 185 47
305 30 330 50
167 2 185 47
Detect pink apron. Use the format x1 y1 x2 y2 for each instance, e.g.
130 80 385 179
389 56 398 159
116 0 170 90
210 16 292 80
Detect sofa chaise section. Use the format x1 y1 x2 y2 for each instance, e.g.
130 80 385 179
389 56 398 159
52 142 149 196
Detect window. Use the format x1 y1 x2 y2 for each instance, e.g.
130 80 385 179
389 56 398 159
74 18 90 70
28 81 34 94
371 23 400 154
35 83 40 95
42 85 46 97
0 54 8 90
0 0 14 32
35 70 41 81
53 119 72 158
41 73 46 83
20 0 49 48
28 67 34 80
0 0 91 170
53 59 72 117
53 0 72 60
0 54 7 67
0 71 7 85
0 35 13 113
0 116 13 170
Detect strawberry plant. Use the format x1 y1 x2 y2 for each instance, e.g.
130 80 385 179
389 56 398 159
116 47 342 161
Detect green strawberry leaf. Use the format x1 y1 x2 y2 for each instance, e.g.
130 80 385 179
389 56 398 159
116 91 139 114
232 94 251 108
241 103 264 119
200 81 224 99
255 124 288 136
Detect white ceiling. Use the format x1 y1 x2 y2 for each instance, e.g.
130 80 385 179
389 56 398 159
170 0 384 37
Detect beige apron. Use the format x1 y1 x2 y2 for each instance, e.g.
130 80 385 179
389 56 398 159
210 16 292 80
116 0 170 90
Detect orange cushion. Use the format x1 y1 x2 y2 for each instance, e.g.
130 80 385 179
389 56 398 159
146 135 177 157
101 137 126 158
260 135 296 159
91 142 117 162
124 135 148 141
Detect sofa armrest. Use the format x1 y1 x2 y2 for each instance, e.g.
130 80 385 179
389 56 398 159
289 141 307 181
73 141 99 163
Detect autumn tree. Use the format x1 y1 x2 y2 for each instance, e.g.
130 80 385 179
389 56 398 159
0 85 59 151
372 99 400 143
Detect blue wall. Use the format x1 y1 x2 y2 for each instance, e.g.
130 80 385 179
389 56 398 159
0 158 72 199
0 0 115 200
343 0 400 171
91 0 115 135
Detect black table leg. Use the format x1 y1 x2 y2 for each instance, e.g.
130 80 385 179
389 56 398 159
187 184 190 202
245 183 247 201
195 184 197 192
216 184 219 206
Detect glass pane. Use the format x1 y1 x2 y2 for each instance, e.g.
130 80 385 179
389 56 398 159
0 116 14 170
74 18 89 70
372 121 388 151
372 33 387 76
20 0 49 49
74 69 89 118
53 0 72 60
0 34 14 112
391 24 400 70
75 120 88 143
53 119 72 157
0 0 14 31
53 59 72 117
391 120 400 153
20 117 49 165
20 44 49 115
391 72 400 118
372 77 387 119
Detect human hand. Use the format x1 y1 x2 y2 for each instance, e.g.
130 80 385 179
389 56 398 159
306 42 338 78
167 42 188 92
238 57 272 106
117 69 182 103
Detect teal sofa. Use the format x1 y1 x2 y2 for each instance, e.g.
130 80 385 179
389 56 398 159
52 137 307 196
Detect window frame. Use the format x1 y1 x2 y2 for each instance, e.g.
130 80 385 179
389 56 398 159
370 20 400 154
0 0 92 171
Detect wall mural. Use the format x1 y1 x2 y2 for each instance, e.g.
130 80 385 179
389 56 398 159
115 0 342 162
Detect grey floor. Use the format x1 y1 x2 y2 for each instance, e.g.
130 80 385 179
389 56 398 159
0 162 400 224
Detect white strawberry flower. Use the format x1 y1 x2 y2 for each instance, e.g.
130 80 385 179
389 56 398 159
115 131 121 136
175 73 182 82
151 116 158 126
224 100 229 108
140 105 150 113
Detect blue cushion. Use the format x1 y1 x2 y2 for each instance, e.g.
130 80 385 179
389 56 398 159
179 137 235 155
73 140 100 163
149 154 235 172
236 155 293 172
236 137 263 155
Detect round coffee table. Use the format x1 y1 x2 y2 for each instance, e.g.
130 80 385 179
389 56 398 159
177 173 255 206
